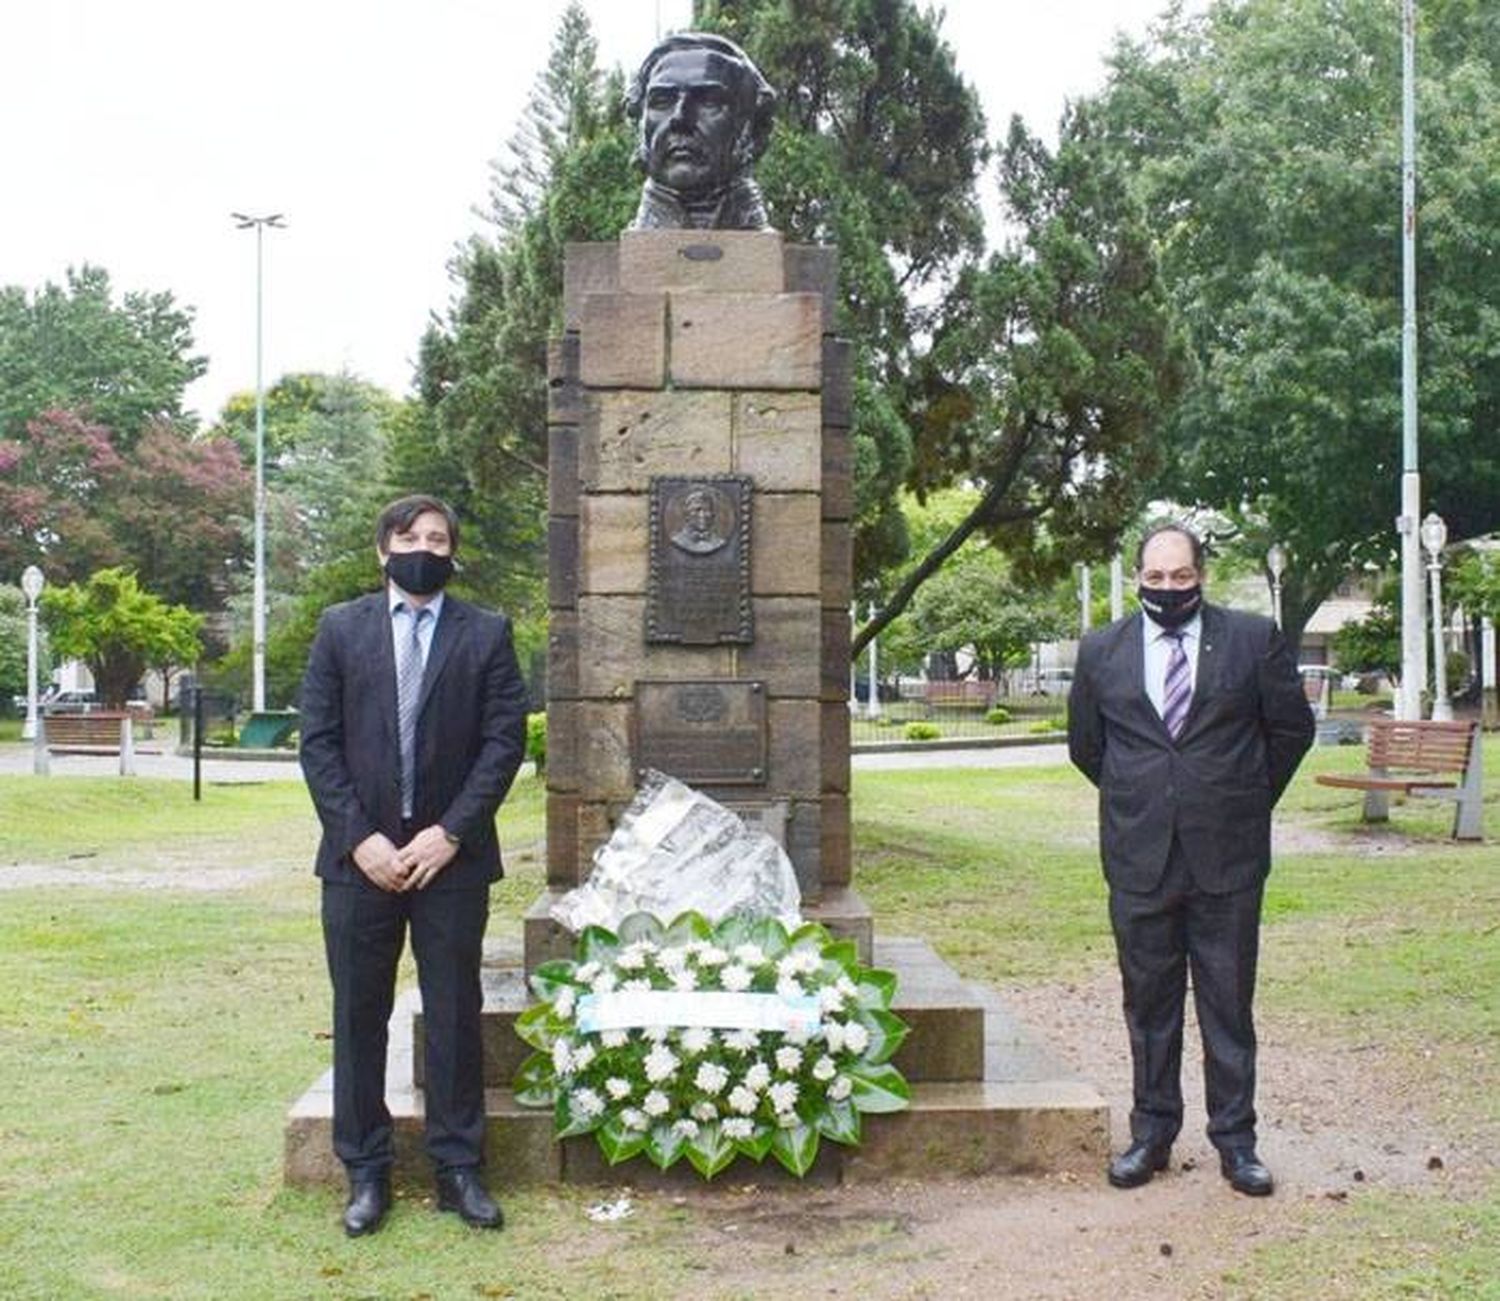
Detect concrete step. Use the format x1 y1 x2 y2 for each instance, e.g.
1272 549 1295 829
286 936 1108 1188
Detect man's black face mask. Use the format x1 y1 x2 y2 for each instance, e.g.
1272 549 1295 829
385 550 454 597
1138 584 1202 630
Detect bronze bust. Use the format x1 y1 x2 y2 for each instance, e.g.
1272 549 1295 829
626 33 776 231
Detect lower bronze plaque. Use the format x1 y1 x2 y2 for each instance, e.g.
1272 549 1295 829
634 680 767 785
646 475 752 644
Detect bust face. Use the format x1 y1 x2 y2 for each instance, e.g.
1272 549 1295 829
641 48 743 195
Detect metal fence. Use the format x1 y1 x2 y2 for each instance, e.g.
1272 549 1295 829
849 690 1067 746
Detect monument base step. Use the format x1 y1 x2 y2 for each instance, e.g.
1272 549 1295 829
286 936 1108 1187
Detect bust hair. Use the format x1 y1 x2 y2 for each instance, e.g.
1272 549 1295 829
375 494 461 553
1134 520 1205 572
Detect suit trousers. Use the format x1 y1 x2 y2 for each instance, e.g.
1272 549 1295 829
321 880 489 1176
1108 837 1263 1153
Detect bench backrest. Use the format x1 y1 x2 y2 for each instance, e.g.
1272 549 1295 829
44 713 130 745
1368 718 1477 774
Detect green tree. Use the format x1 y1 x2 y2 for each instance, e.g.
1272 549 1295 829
1094 0 1500 653
0 584 33 709
40 569 201 708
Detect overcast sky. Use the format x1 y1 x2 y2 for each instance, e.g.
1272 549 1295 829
0 0 1182 424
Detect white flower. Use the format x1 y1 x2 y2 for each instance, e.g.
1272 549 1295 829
818 985 846 1014
720 963 754 992
724 1029 760 1054
744 1062 771 1092
554 986 577 1020
722 1117 755 1140
615 947 646 971
784 1022 812 1047
828 1075 853 1102
775 975 805 1001
605 1076 632 1101
775 1046 803 1074
812 1055 837 1082
842 1022 870 1055
643 1089 670 1117
822 1022 846 1054
777 1111 800 1128
575 961 601 983
694 945 729 968
727 1084 758 1115
621 977 651 993
836 975 858 998
792 949 822 975
621 1107 648 1132
679 1027 713 1056
601 1030 629 1050
644 1043 680 1083
551 1039 574 1077
672 1118 700 1139
570 1042 596 1071
657 947 688 973
671 968 699 993
695 1061 730 1095
775 955 800 980
768 1080 799 1114
691 1101 718 1122
591 969 618 995
570 1087 604 1120
733 943 767 968
642 1024 670 1042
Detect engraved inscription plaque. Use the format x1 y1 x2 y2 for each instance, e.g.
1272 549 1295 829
647 475 752 644
634 680 767 785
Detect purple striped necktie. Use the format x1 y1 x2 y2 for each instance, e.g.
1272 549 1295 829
1162 630 1191 739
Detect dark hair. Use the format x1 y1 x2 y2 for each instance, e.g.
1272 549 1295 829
375 494 460 553
1134 520 1205 572
625 32 777 172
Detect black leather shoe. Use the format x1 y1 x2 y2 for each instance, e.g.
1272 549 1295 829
436 1168 504 1229
343 1176 391 1237
1107 1139 1172 1189
1220 1149 1274 1196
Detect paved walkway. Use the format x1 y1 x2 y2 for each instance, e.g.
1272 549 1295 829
0 740 1070 783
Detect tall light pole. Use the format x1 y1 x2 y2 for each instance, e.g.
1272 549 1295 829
1267 542 1288 630
865 600 880 720
20 565 44 741
1397 0 1426 721
1421 512 1451 721
232 211 286 713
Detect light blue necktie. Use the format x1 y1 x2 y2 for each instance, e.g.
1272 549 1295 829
1162 630 1191 740
395 605 430 817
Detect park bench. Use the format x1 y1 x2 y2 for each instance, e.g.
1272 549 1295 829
924 680 997 710
41 711 158 774
1315 718 1483 840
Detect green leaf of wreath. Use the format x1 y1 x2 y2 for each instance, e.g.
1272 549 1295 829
578 925 621 966
685 1124 738 1179
528 959 579 1002
617 912 665 946
734 1123 775 1162
663 911 713 946
857 967 898 1008
512 1050 556 1107
646 1123 687 1170
514 1001 556 1051
746 916 792 958
821 938 860 974
815 1099 862 1146
847 1062 911 1114
859 1008 911 1066
788 921 832 950
596 1116 649 1166
556 1091 604 1138
711 914 755 951
770 1122 820 1177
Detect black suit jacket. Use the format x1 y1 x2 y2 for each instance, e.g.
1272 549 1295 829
1067 603 1315 895
299 590 529 891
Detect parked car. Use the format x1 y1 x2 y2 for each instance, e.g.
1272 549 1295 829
1032 668 1074 697
42 689 102 714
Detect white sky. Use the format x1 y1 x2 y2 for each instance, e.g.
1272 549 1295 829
0 0 1180 425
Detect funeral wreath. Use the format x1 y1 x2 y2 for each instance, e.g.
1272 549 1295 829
514 911 911 1178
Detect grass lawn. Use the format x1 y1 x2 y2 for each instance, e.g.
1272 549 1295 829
1 751 1497 1297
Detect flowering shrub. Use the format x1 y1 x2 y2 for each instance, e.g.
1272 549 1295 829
513 911 911 1178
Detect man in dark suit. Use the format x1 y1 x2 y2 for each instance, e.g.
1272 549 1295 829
300 495 528 1236
1068 522 1314 1196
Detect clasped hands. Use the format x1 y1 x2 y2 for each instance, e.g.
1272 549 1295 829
352 826 458 892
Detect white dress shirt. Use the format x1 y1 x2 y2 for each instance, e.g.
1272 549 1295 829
1142 612 1202 721
388 587 445 671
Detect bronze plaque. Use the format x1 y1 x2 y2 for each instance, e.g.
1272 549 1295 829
646 475 752 644
633 680 767 785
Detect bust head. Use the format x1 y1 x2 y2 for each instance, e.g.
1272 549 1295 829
626 33 775 222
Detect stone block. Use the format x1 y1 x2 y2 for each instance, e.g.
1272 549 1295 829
562 242 619 331
784 243 839 332
546 701 580 793
821 606 852 703
750 495 821 595
768 699 821 797
579 494 647 595
577 701 634 800
580 293 666 389
619 228 785 295
581 390 733 492
546 793 580 885
524 890 580 970
785 799 823 899
546 333 584 424
822 701 851 793
821 520 853 608
576 596 732 699
670 293 821 390
732 392 822 491
800 886 873 963
821 791 851 887
821 422 853 521
548 424 578 517
822 337 852 427
548 516 577 609
547 610 578 699
737 597 822 697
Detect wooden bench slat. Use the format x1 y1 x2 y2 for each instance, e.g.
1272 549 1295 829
1314 717 1482 840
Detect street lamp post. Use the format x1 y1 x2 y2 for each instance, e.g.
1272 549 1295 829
1421 512 1451 721
20 565 44 741
1266 542 1288 630
232 211 286 713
